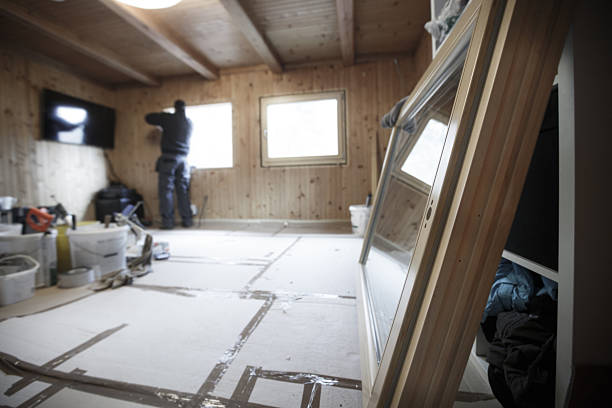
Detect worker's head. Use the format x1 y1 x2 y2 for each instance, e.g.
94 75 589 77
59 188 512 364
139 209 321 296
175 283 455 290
174 99 186 113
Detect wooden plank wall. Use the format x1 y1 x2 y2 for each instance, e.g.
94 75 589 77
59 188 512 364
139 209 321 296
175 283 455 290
414 31 433 80
0 48 114 220
110 57 425 221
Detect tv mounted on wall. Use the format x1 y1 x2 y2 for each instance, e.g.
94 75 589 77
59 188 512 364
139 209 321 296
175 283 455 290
41 89 116 149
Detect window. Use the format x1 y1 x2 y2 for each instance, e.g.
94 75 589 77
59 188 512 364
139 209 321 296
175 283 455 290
166 102 233 169
260 91 346 167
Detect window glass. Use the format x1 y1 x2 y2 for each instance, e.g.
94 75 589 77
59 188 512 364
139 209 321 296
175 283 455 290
400 118 447 186
166 102 233 169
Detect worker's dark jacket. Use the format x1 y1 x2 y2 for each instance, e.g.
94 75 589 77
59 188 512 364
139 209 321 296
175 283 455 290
145 111 192 156
145 110 193 228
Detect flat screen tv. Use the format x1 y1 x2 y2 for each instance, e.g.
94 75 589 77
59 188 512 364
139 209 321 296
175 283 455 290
41 89 116 149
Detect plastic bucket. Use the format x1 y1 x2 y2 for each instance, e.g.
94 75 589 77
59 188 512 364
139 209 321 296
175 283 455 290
43 229 58 286
349 205 372 237
0 231 46 287
0 255 39 306
67 223 129 276
0 227 57 287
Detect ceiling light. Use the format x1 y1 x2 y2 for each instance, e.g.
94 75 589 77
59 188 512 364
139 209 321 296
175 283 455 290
114 0 182 9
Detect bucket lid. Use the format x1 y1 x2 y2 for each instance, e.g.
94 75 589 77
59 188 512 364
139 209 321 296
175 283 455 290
67 223 129 236
0 230 44 240
0 224 23 236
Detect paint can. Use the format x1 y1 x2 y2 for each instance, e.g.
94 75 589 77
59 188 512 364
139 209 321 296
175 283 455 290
42 229 57 286
349 204 372 237
67 223 129 276
58 267 95 288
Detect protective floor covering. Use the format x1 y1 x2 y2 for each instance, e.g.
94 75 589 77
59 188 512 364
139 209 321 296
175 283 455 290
251 238 362 297
0 227 363 408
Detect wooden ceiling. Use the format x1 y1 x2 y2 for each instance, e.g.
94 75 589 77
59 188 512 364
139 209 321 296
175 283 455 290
0 0 430 86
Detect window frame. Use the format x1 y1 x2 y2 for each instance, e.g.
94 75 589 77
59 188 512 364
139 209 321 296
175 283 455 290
259 90 347 167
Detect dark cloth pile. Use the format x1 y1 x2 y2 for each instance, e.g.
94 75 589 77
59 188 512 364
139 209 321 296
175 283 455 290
482 258 558 408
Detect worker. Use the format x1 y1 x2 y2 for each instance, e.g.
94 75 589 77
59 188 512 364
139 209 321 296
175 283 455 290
145 99 193 229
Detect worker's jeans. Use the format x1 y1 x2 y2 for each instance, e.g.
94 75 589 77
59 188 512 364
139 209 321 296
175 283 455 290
156 154 192 228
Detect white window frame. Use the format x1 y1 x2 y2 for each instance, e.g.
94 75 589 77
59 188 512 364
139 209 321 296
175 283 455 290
260 91 347 167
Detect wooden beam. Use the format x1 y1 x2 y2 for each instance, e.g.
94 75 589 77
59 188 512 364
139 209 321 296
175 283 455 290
0 0 158 86
336 0 354 66
97 0 218 80
218 0 282 74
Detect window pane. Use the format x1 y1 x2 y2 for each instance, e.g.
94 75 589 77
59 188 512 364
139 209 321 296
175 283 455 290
266 98 339 158
185 103 233 169
400 119 447 185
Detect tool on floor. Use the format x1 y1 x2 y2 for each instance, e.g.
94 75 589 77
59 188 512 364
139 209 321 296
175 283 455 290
153 241 170 260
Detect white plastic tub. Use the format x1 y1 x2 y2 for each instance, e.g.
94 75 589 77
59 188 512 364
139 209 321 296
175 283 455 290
67 223 129 276
349 205 372 237
0 227 57 287
0 255 39 306
0 231 45 287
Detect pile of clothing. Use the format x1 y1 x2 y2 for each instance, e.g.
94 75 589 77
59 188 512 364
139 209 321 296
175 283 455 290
482 258 558 408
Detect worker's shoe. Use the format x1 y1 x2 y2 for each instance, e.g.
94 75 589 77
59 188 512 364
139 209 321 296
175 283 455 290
181 220 193 228
160 224 174 230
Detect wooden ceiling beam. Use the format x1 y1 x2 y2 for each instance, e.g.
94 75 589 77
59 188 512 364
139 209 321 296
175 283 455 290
336 0 354 66
97 0 218 80
0 0 158 86
218 0 282 74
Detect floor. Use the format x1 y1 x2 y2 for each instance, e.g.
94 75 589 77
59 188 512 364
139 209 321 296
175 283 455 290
0 220 500 408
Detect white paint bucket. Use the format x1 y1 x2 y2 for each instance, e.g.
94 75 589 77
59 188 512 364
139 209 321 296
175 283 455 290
42 229 57 286
349 205 371 237
67 223 129 276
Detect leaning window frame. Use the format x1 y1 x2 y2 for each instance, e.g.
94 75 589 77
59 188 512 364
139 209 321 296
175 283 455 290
260 91 347 167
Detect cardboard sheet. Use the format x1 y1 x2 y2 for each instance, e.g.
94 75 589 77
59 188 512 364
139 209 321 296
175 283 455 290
248 379 303 407
0 231 363 407
213 298 361 404
151 233 298 261
142 261 264 292
251 238 362 297
320 386 362 408
0 373 49 406
0 289 264 393
38 389 152 408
